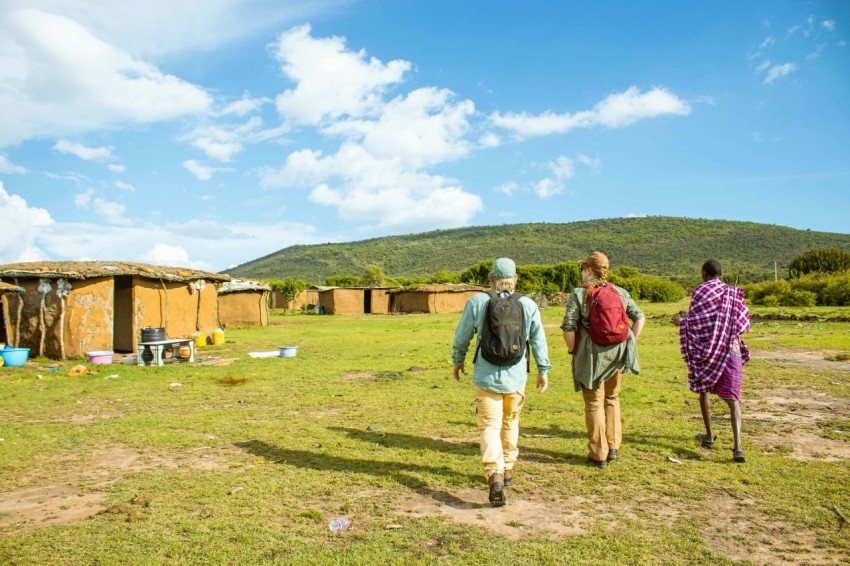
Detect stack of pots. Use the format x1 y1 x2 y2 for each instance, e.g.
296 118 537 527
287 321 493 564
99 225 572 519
140 327 165 343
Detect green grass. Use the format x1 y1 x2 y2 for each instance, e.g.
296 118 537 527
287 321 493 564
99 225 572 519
1 300 849 564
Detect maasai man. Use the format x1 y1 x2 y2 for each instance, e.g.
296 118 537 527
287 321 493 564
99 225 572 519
675 260 750 463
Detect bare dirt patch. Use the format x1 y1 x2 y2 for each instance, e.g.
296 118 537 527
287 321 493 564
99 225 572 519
398 489 586 539
749 348 850 372
701 492 837 565
0 443 231 529
747 387 850 461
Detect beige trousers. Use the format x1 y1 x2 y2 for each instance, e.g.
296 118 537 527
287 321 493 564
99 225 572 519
581 370 624 462
475 386 525 481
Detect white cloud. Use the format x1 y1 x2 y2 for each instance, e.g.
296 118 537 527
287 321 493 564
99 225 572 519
489 86 691 138
0 181 54 262
141 243 190 266
73 188 129 224
53 140 114 161
325 87 475 168
45 171 89 186
0 154 28 174
494 181 518 196
32 218 323 272
107 164 126 173
1 0 334 58
114 180 135 192
839 40 848 48
220 93 271 116
74 188 94 208
821 20 836 32
263 143 482 231
273 24 411 125
533 177 561 198
755 60 772 73
806 43 825 61
577 154 601 171
183 160 215 181
0 9 212 147
548 156 574 180
625 213 647 218
762 62 797 84
479 133 501 147
182 159 234 181
184 117 266 162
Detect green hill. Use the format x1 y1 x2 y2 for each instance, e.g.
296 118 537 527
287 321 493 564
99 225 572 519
226 217 850 284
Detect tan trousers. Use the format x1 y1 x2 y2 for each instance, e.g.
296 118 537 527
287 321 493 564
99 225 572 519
581 370 624 462
475 386 525 481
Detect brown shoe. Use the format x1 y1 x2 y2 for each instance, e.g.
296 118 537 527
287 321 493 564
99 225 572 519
503 470 513 487
488 473 506 507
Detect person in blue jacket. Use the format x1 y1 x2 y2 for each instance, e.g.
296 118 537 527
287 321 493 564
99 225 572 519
452 258 551 507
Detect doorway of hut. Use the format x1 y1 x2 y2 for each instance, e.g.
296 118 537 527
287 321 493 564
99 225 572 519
113 276 134 352
0 296 8 345
364 289 373 314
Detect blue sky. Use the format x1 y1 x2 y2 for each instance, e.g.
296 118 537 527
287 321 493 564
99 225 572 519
1 1 848 272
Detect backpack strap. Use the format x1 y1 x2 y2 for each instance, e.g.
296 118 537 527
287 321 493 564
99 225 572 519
472 290 499 363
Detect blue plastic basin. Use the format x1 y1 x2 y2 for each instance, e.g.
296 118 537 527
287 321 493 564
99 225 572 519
0 347 30 367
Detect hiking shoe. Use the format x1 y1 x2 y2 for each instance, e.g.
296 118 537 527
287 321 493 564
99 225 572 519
696 433 716 449
503 470 513 487
488 474 506 507
606 449 618 462
587 455 608 469
732 449 746 463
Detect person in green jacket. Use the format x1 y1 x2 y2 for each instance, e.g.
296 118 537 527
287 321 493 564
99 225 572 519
561 252 644 468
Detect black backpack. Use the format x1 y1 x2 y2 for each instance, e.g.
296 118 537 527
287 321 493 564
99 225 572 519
474 290 528 367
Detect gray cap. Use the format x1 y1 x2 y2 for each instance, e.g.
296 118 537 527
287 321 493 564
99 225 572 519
491 258 516 278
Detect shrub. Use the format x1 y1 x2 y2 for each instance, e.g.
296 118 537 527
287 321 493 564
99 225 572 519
789 248 850 278
778 290 817 307
326 275 362 287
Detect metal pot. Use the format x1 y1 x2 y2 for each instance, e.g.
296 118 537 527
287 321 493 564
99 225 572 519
140 327 165 343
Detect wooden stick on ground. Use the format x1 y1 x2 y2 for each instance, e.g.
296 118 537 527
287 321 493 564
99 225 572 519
832 505 849 528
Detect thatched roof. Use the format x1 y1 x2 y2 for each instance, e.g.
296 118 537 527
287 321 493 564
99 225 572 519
0 261 230 283
0 281 24 293
218 279 271 294
388 284 488 294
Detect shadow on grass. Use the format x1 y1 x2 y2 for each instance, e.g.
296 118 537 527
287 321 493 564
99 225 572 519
332 424 589 466
234 439 487 509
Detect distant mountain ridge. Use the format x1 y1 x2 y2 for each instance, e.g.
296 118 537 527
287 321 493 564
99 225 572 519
226 217 850 284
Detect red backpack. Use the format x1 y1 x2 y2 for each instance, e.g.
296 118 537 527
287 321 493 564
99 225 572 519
582 283 630 345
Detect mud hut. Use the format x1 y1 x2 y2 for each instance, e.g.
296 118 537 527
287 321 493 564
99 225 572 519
388 284 488 314
318 287 364 315
270 287 320 311
317 286 401 314
0 261 230 359
217 279 271 328
0 281 24 347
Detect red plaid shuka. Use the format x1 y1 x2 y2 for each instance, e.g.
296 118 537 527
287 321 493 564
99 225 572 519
679 278 750 394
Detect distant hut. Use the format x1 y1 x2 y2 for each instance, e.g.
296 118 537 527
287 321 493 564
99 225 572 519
0 281 24 347
317 286 401 314
318 287 365 315
388 284 488 314
285 288 320 311
217 279 271 328
0 261 229 359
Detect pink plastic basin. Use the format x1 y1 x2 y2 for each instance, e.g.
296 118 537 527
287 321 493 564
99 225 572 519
86 350 114 364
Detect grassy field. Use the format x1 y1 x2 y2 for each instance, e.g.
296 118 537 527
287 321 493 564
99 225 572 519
1 300 849 564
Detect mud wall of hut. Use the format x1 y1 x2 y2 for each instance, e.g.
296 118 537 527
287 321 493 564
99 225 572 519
218 291 270 328
8 277 114 359
368 289 391 314
132 278 219 340
389 292 431 313
433 291 479 313
319 288 364 314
